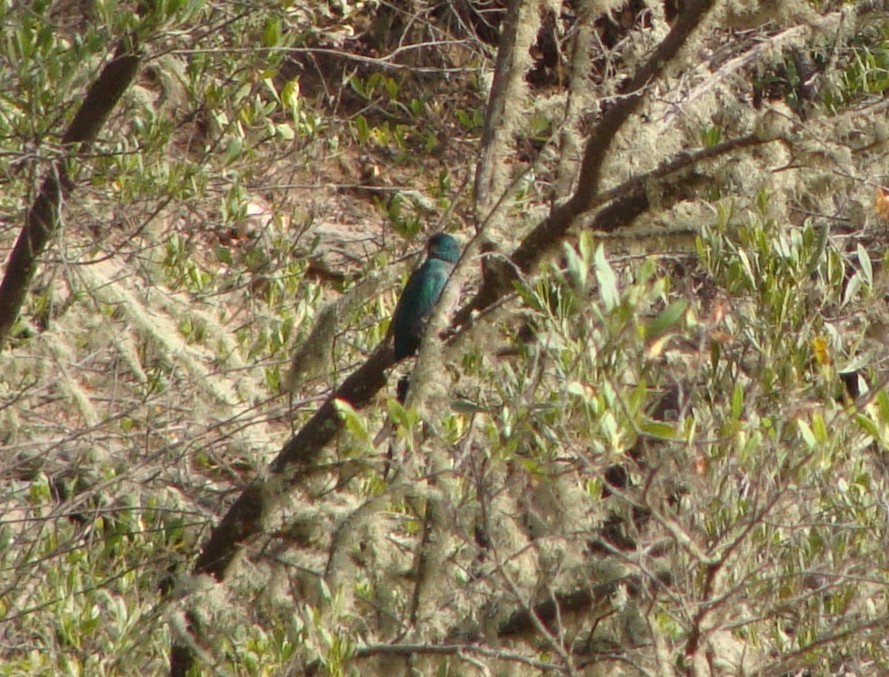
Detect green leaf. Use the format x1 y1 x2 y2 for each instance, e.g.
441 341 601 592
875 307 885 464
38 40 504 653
802 222 829 278
877 390 889 424
737 249 756 285
857 244 873 287
563 241 587 291
276 123 294 140
646 299 688 339
262 18 281 47
811 412 827 444
594 244 618 310
842 272 862 308
577 230 595 268
334 399 370 442
387 398 413 430
224 136 243 163
639 419 677 441
855 413 879 439
731 383 744 421
566 381 587 398
701 125 721 147
797 419 816 449
450 399 488 414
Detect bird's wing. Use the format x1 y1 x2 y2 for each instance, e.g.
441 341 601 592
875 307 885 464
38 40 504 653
417 260 452 320
392 260 451 359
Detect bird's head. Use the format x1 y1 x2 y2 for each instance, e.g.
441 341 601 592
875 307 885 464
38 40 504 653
427 233 461 263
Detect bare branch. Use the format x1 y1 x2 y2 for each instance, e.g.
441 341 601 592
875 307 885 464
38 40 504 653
0 45 141 348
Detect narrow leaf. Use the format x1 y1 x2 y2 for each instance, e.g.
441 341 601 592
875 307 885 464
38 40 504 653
594 244 619 310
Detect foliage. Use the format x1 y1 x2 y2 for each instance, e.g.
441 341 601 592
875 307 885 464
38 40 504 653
1 1 889 676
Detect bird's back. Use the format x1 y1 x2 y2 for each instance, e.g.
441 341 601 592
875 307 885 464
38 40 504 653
393 257 452 360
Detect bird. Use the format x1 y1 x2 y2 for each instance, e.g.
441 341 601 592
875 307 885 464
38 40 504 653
379 233 460 475
391 232 461 362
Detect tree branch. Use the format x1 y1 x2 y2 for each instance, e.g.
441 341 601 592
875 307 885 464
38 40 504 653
170 343 395 675
192 343 395 580
496 572 672 639
474 0 536 222
355 641 565 672
0 45 141 348
454 0 717 321
170 2 720 673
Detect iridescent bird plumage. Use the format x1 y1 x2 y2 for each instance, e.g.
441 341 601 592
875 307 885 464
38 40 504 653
392 233 460 361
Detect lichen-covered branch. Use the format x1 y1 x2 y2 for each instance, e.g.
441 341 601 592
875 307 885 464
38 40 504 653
455 0 717 321
170 343 395 675
474 0 538 223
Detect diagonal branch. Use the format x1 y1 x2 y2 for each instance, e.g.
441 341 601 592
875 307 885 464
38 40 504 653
170 2 719 673
168 130 765 675
456 0 717 321
0 44 141 348
170 343 395 676
192 343 395 580
453 130 769 329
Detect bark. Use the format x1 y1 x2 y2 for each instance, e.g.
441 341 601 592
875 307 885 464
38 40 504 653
190 343 395 582
456 0 717 323
0 45 141 347
169 2 720 673
474 0 535 223
170 343 395 676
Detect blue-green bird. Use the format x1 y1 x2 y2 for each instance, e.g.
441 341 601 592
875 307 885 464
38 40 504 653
392 233 461 362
